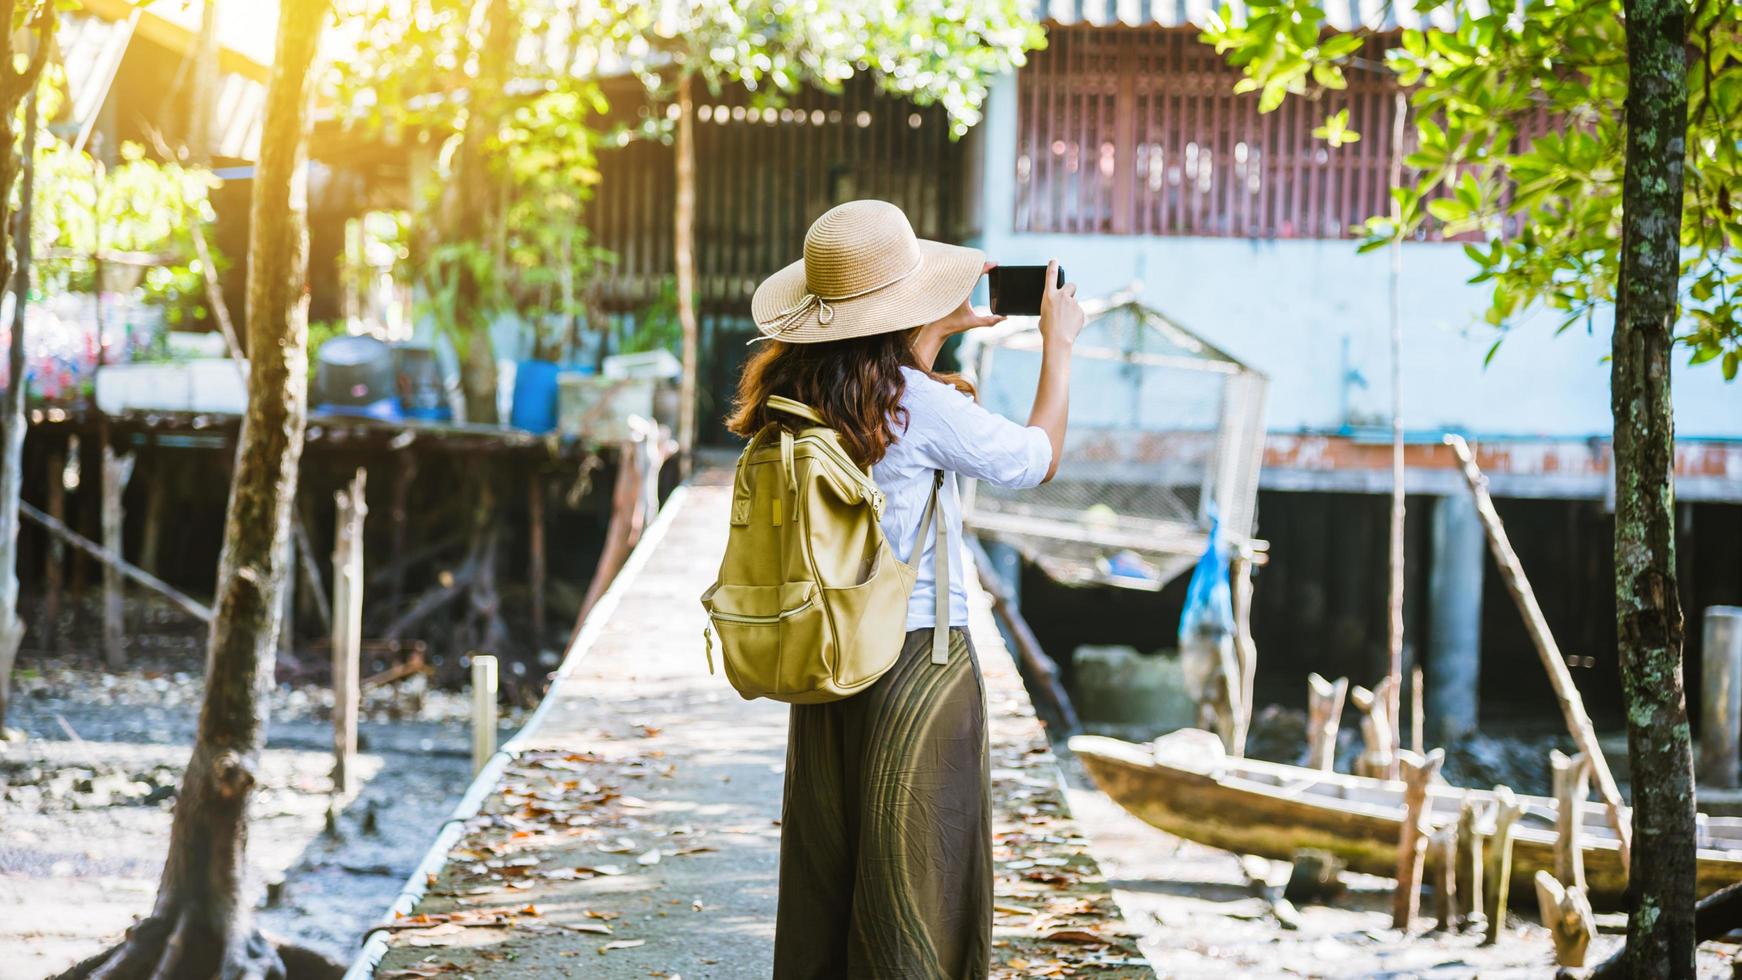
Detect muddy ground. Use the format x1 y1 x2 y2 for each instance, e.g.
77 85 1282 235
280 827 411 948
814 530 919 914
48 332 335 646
0 648 511 980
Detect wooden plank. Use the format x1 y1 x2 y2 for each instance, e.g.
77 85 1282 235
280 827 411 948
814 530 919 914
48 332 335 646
101 443 136 669
1392 748 1445 930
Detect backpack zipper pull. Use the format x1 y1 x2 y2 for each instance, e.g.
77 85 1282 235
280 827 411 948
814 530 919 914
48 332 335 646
702 625 715 675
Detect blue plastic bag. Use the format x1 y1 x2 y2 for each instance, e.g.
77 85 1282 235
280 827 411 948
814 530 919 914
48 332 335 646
1178 510 1234 647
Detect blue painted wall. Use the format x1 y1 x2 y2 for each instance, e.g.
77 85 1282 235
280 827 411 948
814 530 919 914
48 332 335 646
967 75 1740 441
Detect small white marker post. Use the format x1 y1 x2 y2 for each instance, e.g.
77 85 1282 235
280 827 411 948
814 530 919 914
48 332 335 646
472 655 499 774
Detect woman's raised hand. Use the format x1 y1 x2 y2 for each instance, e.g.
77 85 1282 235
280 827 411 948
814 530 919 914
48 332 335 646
924 261 1006 338
1038 259 1084 351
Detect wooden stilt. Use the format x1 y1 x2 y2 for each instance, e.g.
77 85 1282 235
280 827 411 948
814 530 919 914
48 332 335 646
42 441 65 648
1306 673 1348 771
1411 663 1425 755
137 448 166 574
331 468 367 797
279 536 296 661
1456 795 1487 933
1446 434 1630 869
101 443 135 670
1700 607 1742 787
1533 870 1594 968
294 511 333 634
1552 750 1591 892
1483 785 1524 945
1392 747 1445 931
528 470 546 652
388 452 415 612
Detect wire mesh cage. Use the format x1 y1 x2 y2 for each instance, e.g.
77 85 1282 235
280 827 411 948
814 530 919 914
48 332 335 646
964 296 1269 590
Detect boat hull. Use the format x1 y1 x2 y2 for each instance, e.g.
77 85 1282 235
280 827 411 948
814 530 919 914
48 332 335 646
1071 733 1742 907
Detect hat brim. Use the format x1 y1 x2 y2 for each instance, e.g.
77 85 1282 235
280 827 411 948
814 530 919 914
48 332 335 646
750 239 987 344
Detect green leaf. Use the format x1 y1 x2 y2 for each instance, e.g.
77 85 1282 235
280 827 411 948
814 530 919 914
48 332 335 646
1428 198 1468 222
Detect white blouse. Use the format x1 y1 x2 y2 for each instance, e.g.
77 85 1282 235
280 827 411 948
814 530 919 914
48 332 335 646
871 366 1054 630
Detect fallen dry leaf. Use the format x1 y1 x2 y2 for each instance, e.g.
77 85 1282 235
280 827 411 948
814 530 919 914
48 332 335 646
598 939 647 953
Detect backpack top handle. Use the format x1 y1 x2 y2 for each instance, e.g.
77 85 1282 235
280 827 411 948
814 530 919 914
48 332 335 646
766 394 825 426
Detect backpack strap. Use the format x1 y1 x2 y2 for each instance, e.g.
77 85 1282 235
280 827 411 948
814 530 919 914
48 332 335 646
767 395 825 426
913 471 950 665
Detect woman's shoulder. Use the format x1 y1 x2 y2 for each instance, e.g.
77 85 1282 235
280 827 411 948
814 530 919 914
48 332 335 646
898 366 968 411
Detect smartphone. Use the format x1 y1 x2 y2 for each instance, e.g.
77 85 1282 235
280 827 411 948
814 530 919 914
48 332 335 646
987 265 1065 316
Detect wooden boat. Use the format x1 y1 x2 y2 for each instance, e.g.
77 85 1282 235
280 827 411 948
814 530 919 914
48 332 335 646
1070 729 1742 907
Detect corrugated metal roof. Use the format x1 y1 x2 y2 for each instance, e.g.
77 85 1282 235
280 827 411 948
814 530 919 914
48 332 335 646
1036 0 1473 33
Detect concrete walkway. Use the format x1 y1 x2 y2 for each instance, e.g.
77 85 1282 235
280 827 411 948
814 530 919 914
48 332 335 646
367 476 1150 979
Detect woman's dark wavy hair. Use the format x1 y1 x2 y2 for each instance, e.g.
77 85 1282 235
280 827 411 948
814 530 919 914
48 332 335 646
726 327 973 469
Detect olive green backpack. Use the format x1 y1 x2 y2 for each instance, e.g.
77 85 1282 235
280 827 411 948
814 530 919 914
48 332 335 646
701 395 948 704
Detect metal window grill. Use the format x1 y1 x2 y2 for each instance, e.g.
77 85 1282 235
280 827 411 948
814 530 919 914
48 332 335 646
964 296 1268 590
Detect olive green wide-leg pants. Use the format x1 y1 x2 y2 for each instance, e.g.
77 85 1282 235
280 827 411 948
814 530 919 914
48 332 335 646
774 627 992 980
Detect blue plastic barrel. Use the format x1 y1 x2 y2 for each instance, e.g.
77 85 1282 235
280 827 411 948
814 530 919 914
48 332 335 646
511 359 560 432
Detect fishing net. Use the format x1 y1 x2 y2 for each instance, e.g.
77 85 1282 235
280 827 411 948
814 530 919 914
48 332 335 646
964 298 1268 590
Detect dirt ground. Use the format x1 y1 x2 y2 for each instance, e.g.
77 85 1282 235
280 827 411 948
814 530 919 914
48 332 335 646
0 652 502 979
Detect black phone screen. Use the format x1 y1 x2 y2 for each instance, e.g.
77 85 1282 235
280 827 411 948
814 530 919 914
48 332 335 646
987 265 1065 316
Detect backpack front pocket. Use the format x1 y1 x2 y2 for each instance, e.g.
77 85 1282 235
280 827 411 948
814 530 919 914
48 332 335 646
822 544 915 690
702 581 827 700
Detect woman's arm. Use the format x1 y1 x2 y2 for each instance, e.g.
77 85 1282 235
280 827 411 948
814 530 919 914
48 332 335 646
1027 260 1083 482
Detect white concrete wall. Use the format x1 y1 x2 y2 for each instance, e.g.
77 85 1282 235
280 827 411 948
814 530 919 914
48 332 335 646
968 74 1740 441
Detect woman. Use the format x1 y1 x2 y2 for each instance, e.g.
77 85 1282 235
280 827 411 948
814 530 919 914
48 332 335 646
729 199 1084 979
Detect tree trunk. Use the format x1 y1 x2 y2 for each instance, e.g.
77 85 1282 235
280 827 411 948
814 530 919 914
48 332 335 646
674 73 699 474
442 0 515 426
0 7 51 732
57 2 332 976
1614 0 1693 975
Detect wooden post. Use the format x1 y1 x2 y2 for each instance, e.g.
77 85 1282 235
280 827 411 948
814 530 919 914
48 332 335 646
42 442 65 646
1411 663 1425 755
137 449 166 575
1431 824 1458 932
1352 680 1396 780
279 530 296 660
101 443 135 669
1230 551 1258 758
1533 870 1594 968
388 452 415 612
1392 747 1445 931
1306 673 1348 771
1552 750 1591 892
331 468 366 797
1456 794 1487 933
1445 434 1630 870
1699 607 1742 787
472 653 498 774
1483 785 1524 945
528 470 546 652
293 513 333 634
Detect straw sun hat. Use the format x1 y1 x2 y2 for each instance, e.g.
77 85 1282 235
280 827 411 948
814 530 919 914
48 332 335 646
751 199 987 344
